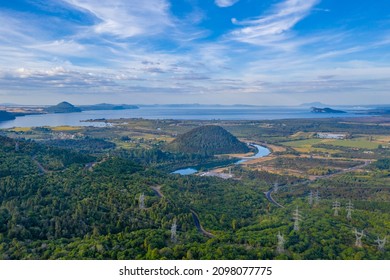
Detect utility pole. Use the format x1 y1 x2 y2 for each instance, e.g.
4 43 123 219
171 218 177 243
276 231 285 254
353 229 364 248
375 236 386 252
139 193 145 210
293 206 303 231
346 200 354 220
332 200 341 216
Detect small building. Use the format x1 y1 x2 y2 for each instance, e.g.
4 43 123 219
315 132 346 139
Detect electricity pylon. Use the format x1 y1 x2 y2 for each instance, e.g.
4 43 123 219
332 200 341 216
375 236 386 252
171 218 177 243
346 200 354 220
293 206 303 231
139 193 145 209
276 231 285 254
314 190 320 206
353 229 364 248
308 191 313 206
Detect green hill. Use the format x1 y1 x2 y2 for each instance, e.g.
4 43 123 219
167 125 250 156
45 102 82 113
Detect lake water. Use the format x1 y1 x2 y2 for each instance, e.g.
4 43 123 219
0 105 368 129
171 168 198 175
172 144 271 175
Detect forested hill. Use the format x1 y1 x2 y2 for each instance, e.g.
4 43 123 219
45 102 82 113
167 125 250 156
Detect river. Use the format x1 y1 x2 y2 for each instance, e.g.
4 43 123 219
172 144 270 175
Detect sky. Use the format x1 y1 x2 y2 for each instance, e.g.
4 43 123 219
0 0 390 105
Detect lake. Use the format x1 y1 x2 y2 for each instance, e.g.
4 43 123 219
0 105 369 129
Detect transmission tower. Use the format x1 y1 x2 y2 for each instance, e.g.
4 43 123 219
332 200 341 216
346 200 354 220
314 190 320 206
308 191 313 206
353 229 364 248
293 206 303 231
15 141 19 152
375 236 386 252
274 182 279 193
139 193 145 210
276 231 285 254
171 218 177 243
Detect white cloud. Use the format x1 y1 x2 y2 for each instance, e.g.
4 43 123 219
231 0 320 46
215 0 240 8
62 0 173 38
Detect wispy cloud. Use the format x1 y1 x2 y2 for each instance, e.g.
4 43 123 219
215 0 240 8
230 0 320 46
63 0 173 38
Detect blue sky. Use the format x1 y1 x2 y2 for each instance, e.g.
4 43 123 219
0 0 390 105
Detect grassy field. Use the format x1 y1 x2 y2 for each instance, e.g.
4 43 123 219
280 138 325 147
280 138 380 150
325 139 379 149
51 126 83 131
7 127 31 132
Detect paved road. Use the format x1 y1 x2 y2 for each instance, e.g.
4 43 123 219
264 189 285 208
190 209 215 238
32 156 49 174
151 186 215 238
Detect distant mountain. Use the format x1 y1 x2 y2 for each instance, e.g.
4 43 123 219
0 103 19 106
0 110 16 122
167 125 250 156
79 103 139 111
302 102 329 107
311 107 346 114
45 102 82 113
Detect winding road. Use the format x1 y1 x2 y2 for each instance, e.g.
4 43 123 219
151 186 215 238
32 156 49 174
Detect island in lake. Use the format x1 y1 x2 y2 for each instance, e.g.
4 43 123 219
311 107 347 113
45 101 82 114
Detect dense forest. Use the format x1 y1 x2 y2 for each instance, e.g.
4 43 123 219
0 117 389 260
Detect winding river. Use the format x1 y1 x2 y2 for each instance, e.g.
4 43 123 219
172 144 271 175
